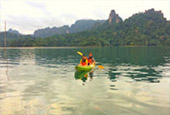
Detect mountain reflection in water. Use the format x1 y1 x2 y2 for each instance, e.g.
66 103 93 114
0 47 169 115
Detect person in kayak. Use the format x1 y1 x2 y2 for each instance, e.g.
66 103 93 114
88 52 95 65
80 55 88 66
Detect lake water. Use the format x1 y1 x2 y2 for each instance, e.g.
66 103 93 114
0 47 170 115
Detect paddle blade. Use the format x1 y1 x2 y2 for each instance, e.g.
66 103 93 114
98 65 104 69
77 51 83 56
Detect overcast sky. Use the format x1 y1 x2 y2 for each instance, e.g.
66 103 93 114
0 0 169 34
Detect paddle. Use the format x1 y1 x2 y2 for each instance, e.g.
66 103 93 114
98 65 104 69
77 51 83 56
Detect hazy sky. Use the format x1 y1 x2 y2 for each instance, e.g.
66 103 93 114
0 0 169 34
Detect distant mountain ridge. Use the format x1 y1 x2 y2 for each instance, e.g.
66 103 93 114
69 19 105 33
33 8 169 46
33 19 105 38
0 8 169 47
33 25 69 38
8 28 20 35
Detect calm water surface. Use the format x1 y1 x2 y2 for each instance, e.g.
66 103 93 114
0 47 170 115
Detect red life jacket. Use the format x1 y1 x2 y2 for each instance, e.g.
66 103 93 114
80 58 88 66
88 58 93 64
88 57 94 64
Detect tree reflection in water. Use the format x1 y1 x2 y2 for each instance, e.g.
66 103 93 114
74 70 94 85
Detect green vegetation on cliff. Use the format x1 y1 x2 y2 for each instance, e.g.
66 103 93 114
0 9 170 47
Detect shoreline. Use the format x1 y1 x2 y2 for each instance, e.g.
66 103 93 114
0 46 80 49
0 45 166 49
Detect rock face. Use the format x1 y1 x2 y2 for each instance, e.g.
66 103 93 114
108 10 122 24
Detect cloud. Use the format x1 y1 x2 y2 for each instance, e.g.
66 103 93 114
25 0 50 16
5 15 71 34
26 0 46 9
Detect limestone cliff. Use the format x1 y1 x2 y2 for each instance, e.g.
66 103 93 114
108 10 122 24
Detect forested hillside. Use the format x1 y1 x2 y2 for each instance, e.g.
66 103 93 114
33 20 105 38
0 9 170 47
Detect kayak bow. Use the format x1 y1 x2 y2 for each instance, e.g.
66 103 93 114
75 63 95 72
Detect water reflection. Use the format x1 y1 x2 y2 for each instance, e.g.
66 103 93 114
107 66 162 83
34 48 79 66
93 47 168 66
74 71 94 84
31 47 170 83
0 47 170 115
